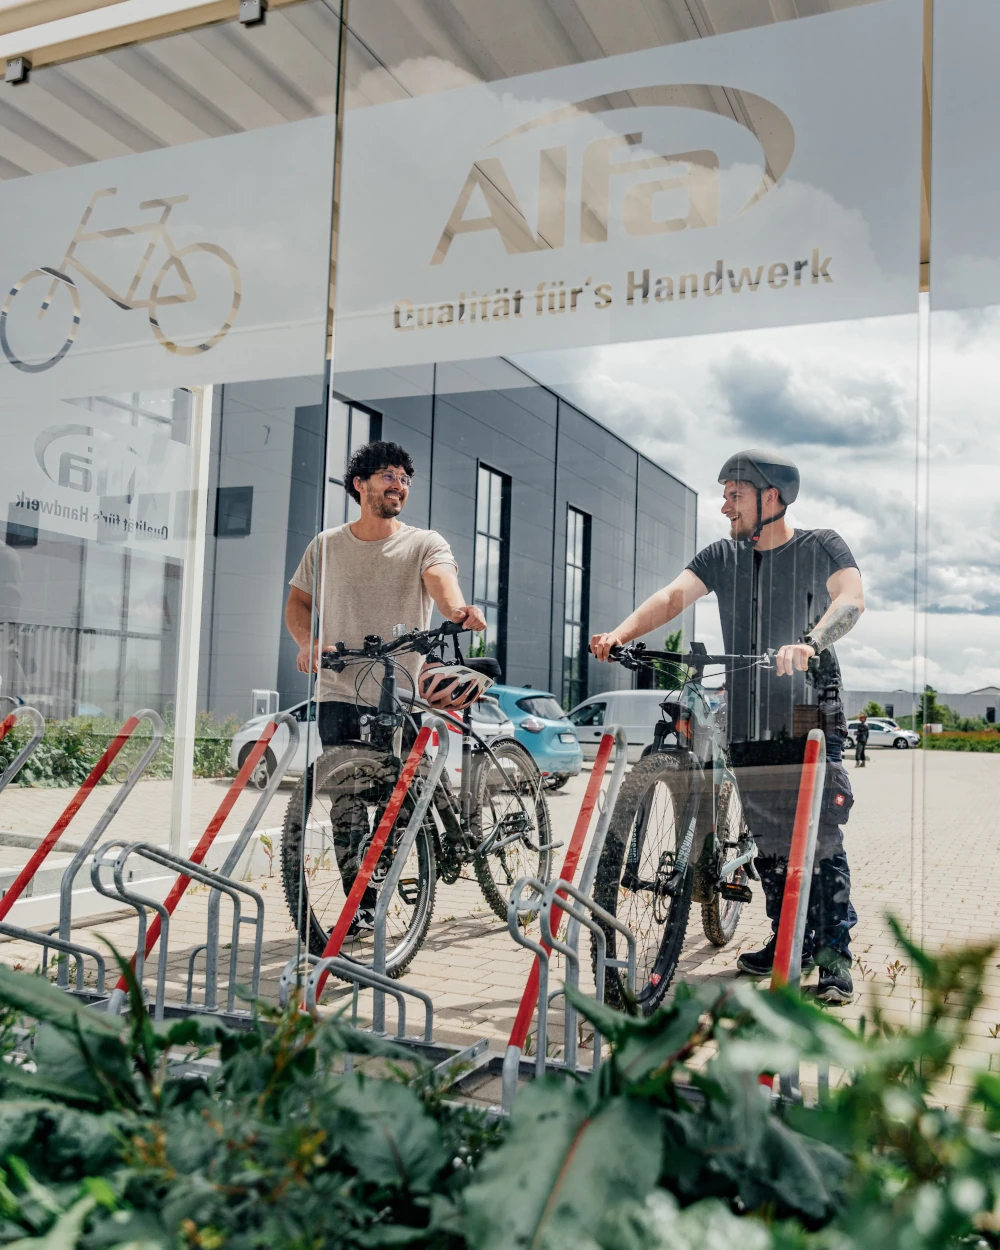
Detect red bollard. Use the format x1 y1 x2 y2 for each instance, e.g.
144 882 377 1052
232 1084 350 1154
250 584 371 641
760 729 826 1089
311 726 432 1002
0 715 143 922
506 732 615 1055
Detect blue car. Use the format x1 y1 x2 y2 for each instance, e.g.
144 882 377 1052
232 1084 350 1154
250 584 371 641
490 685 583 790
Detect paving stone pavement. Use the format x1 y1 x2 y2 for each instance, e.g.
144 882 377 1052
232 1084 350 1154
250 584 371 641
1 749 998 1105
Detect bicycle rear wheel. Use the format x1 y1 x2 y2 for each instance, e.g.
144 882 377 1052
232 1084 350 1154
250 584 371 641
281 744 435 980
592 753 700 1014
700 780 752 947
472 739 552 921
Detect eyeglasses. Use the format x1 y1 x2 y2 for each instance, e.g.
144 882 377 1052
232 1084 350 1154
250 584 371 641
376 471 411 487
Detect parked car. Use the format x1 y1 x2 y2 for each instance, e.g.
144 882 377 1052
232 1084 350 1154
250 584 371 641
568 689 680 764
846 718 920 750
229 695 514 790
489 685 583 789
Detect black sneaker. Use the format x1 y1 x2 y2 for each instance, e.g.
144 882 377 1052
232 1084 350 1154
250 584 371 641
347 907 376 937
736 936 815 977
816 965 854 1004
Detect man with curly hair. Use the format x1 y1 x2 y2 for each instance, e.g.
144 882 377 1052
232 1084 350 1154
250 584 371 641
285 439 486 752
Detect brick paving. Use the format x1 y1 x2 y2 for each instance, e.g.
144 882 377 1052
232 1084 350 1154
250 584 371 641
1 749 999 1104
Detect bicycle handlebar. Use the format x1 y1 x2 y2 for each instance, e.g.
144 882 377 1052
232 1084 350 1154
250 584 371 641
607 644 774 669
319 621 470 669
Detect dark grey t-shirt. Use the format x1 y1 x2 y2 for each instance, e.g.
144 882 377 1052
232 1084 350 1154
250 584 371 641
687 528 858 743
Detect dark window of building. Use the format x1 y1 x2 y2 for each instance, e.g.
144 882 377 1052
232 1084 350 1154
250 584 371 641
562 505 591 710
472 464 510 672
326 400 382 528
215 485 254 538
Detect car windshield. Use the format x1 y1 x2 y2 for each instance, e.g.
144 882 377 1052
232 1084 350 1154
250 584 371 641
570 702 605 727
516 696 566 720
474 697 506 723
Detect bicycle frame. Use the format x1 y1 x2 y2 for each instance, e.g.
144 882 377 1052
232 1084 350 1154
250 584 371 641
43 187 196 316
323 632 543 859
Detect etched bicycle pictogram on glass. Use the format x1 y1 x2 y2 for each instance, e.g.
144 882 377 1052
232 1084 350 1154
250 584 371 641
0 187 242 374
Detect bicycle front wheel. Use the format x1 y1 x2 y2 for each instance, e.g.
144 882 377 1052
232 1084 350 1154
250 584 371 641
592 753 700 1014
700 779 752 947
472 739 552 921
281 744 436 980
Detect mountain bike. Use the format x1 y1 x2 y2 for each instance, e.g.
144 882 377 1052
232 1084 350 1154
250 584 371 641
1 187 241 374
281 622 553 979
592 642 774 1014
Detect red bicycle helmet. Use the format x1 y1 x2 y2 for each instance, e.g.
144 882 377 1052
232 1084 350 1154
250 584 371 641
418 660 494 711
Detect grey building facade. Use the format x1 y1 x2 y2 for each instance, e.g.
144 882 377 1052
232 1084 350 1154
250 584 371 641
198 356 698 721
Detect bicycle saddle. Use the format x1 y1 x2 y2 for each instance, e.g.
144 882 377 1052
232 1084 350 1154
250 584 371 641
465 656 502 681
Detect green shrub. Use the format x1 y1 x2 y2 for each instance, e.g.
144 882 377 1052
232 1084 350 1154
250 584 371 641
0 711 240 787
0 923 999 1247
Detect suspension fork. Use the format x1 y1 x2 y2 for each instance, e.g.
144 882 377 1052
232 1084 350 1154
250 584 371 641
460 706 473 826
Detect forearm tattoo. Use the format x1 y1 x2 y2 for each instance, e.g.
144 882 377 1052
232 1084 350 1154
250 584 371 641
811 603 860 652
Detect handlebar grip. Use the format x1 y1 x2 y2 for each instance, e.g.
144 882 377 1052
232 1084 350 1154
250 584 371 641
607 644 623 661
439 620 466 636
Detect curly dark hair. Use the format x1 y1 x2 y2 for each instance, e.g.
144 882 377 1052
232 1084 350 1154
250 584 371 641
346 441 415 503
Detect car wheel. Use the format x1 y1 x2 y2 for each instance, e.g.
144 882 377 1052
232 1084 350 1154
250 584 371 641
893 737 909 749
239 743 277 787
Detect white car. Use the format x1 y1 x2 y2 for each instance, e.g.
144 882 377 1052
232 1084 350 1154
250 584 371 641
568 689 682 763
229 695 515 789
846 718 920 750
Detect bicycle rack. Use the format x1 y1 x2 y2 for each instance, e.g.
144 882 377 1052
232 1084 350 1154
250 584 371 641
0 706 45 797
0 711 163 994
762 728 827 1102
501 725 629 1113
101 713 299 1020
278 716 491 1087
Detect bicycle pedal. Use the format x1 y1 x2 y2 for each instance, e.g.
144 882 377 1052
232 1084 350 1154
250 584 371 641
397 878 421 905
718 881 753 904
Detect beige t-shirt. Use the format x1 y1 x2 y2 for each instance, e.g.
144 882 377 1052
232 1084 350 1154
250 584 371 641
290 523 458 705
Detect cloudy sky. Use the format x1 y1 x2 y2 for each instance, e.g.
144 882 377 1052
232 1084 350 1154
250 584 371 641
517 300 1000 696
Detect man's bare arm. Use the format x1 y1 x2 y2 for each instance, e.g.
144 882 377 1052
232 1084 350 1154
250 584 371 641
810 566 865 651
422 564 487 631
774 566 865 676
285 587 319 672
591 569 708 662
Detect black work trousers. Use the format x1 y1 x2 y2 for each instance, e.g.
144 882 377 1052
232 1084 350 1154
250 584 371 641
734 734 858 961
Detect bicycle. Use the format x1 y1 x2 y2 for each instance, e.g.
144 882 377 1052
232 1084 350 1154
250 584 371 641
591 641 775 1014
1 187 241 374
280 621 553 979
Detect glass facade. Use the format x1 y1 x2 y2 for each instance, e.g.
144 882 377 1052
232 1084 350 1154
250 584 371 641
472 464 510 668
4 0 995 1071
562 505 590 710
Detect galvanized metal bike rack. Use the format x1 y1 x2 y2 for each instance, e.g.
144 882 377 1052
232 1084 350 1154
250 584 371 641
277 715 490 1084
100 713 299 1021
0 710 164 995
500 725 629 1113
0 705 45 797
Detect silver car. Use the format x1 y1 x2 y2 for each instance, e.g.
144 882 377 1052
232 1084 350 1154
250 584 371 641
846 718 920 750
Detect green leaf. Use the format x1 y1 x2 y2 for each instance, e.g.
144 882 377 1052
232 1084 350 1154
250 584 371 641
0 965 120 1038
336 1078 448 1192
462 1080 661 1250
597 1190 775 1250
3 1192 96 1248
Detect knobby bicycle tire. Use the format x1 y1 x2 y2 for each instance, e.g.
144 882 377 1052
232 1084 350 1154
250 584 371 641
700 779 751 947
281 744 435 980
471 738 553 922
592 752 700 1014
